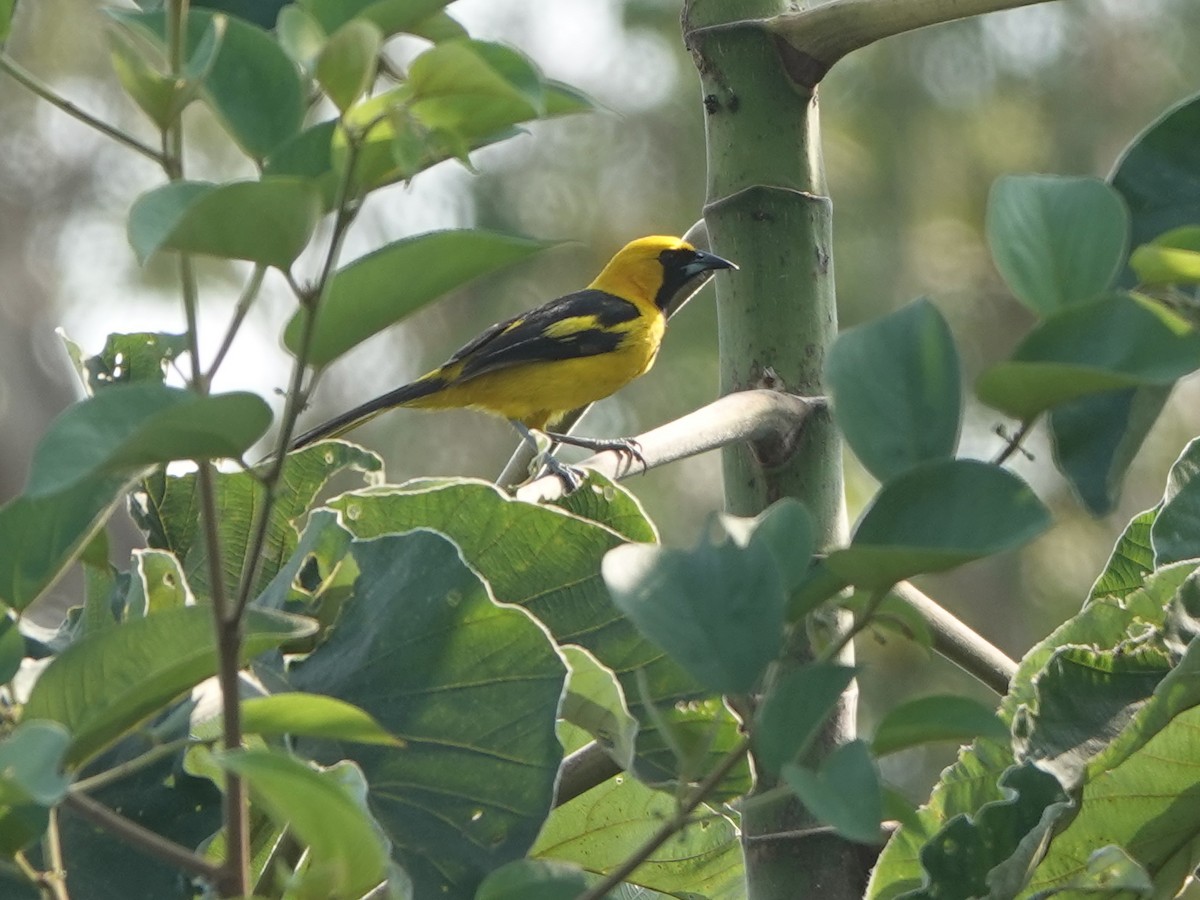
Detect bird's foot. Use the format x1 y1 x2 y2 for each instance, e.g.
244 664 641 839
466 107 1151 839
542 431 647 475
534 452 586 493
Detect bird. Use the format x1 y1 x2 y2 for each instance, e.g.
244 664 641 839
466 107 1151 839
290 235 736 489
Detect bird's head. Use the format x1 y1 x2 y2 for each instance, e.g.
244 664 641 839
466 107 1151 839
590 235 736 311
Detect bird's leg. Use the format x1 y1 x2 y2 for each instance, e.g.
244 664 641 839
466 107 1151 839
542 430 647 475
510 421 585 492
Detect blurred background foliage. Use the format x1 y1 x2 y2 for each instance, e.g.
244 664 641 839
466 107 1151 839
3 0 1200 800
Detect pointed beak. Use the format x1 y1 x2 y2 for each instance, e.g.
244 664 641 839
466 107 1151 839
684 249 737 278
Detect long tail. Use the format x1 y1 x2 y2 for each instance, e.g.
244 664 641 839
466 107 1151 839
290 375 448 450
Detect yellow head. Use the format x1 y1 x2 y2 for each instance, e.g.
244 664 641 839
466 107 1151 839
589 235 736 310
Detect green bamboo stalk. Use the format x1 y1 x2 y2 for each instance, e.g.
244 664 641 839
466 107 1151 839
682 1 858 897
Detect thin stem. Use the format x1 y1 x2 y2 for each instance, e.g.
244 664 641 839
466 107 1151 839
0 53 166 165
42 808 70 900
72 738 201 794
208 265 266 379
819 587 887 664
991 418 1034 467
232 137 363 620
577 736 751 900
63 793 223 885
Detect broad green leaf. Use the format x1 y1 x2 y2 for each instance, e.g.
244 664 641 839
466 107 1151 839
129 178 321 268
290 531 566 899
825 298 961 482
1028 845 1152 899
825 459 1050 591
1049 386 1169 516
1089 507 1156 602
753 663 858 776
409 39 545 131
560 646 636 771
24 604 315 767
987 175 1129 314
111 9 304 158
1151 436 1200 567
276 5 326 69
476 860 589 900
316 19 381 113
976 293 1200 420
552 471 659 544
26 383 271 498
323 480 747 796
1112 92 1200 276
124 548 192 617
0 474 129 611
1050 91 1200 515
80 331 188 392
1130 225 1200 286
131 440 381 603
603 530 785 696
782 740 883 845
531 771 743 898
0 722 70 806
285 230 554 366
718 498 815 593
263 120 340 208
240 693 400 746
871 695 1007 757
299 0 451 35
217 749 389 899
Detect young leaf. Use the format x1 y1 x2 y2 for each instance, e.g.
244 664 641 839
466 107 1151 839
316 19 382 113
284 229 555 367
240 693 402 746
987 175 1129 314
753 663 858 776
1151 435 1200 568
25 383 271 499
217 750 389 900
975 293 1200 420
825 298 961 482
603 531 785 696
1130 226 1200 286
128 177 322 268
871 695 1008 757
1089 507 1156 602
825 459 1050 591
24 605 316 767
782 740 883 845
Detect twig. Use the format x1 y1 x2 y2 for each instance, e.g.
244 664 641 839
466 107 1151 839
990 418 1034 467
63 793 223 885
72 738 200 795
576 737 751 900
0 53 166 165
208 265 266 379
42 808 70 900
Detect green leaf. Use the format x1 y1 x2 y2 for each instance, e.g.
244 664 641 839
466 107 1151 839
1112 91 1200 275
560 647 636 771
0 615 23 685
324 480 746 792
1130 225 1200 286
276 5 326 69
531 771 744 898
0 721 71 806
1089 507 1156 602
285 230 554 367
782 740 882 845
825 298 961 481
299 0 452 35
128 177 322 268
976 293 1200 420
24 605 315 767
1151 435 1200 567
871 695 1007 757
718 498 815 593
131 441 381 604
825 459 1050 591
81 331 188 392
602 528 785 696
753 663 858 776
290 531 566 899
315 19 381 113
1028 845 1152 899
986 174 1129 314
409 39 545 130
111 9 304 158
26 383 271 499
0 475 129 611
475 860 589 900
551 471 659 544
240 693 401 746
124 548 192 617
218 750 389 899
0 0 16 44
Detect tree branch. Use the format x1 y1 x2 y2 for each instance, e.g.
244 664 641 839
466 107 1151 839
514 390 823 503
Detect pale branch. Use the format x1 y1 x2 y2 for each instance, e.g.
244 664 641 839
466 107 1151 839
554 743 622 808
895 581 1017 694
515 389 824 503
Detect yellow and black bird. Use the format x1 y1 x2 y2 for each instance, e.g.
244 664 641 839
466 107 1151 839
290 235 735 488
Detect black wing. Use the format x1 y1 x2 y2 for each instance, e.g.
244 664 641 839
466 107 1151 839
444 289 641 381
